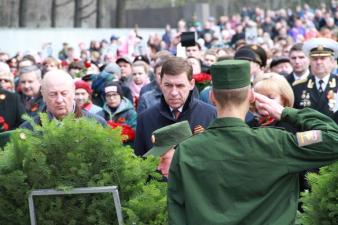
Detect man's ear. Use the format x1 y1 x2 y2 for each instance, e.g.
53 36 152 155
190 78 195 90
210 89 217 106
249 88 255 104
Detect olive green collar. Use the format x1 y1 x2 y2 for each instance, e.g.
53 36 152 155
207 117 248 129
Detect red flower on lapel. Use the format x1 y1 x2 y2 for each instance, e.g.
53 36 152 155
31 103 39 112
0 116 9 132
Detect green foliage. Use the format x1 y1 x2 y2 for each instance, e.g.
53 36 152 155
0 113 167 224
300 162 338 225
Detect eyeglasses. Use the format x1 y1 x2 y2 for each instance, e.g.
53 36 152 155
0 79 10 83
106 93 120 98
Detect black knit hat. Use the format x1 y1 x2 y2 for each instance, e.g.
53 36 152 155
104 81 124 97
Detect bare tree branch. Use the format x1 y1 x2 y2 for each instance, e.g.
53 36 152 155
116 0 127 27
80 9 96 19
96 0 103 28
56 0 73 7
19 0 28 27
80 0 95 11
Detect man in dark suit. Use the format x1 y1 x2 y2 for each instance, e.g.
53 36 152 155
293 38 338 123
285 43 310 85
134 57 216 156
0 88 25 132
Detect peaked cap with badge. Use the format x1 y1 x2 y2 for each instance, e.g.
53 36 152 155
143 120 192 157
241 44 267 67
234 44 267 67
303 37 338 58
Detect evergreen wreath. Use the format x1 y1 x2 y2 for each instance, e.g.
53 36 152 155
300 162 338 225
0 113 167 225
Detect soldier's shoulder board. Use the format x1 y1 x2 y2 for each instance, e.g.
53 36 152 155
292 79 307 87
296 130 322 147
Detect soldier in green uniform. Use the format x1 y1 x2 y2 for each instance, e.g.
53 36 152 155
168 60 338 225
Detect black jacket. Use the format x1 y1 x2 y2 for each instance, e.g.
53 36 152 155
285 72 296 85
134 92 216 156
0 89 25 131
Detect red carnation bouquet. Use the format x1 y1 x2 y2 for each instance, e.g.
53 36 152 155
107 120 135 142
193 73 212 92
0 116 9 133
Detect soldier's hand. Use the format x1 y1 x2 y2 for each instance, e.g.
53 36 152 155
254 92 284 120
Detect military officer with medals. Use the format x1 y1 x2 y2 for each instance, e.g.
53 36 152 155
292 37 338 123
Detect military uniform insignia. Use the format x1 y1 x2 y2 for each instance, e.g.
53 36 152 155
317 45 324 51
307 79 314 89
292 78 307 86
329 79 336 88
193 125 205 134
151 134 156 144
0 94 6 100
296 130 322 147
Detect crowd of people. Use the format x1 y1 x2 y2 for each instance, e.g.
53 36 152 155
0 2 338 224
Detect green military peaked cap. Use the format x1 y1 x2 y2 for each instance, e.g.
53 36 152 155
143 121 192 157
211 60 250 89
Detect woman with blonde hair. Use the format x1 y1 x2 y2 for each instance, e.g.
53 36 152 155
250 72 295 129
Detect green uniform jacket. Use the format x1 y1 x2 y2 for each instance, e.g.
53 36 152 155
168 108 338 225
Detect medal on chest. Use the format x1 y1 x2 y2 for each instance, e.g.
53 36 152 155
300 90 311 107
329 79 336 89
327 90 338 112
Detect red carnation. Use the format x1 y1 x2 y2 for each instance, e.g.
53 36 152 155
107 120 135 142
117 117 126 123
193 73 212 92
2 122 9 132
61 60 69 68
0 115 9 132
193 73 211 83
84 60 91 68
31 103 39 112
